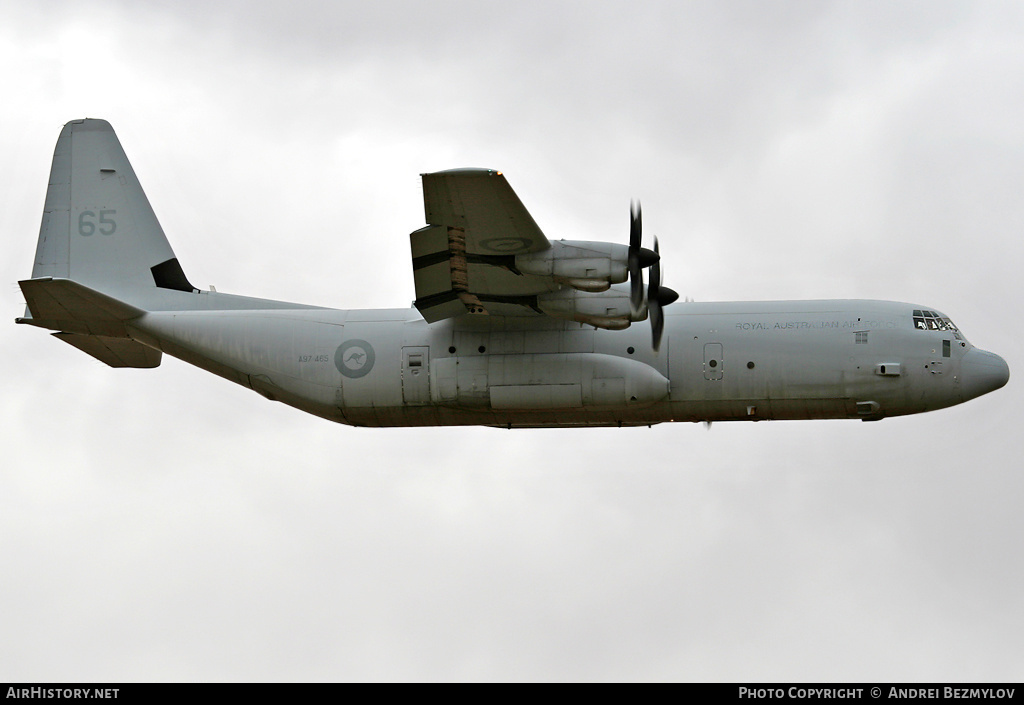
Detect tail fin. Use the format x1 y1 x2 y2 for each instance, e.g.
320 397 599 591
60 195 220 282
30 118 196 301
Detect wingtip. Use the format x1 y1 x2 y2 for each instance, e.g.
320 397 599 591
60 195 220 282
424 168 502 177
64 118 114 132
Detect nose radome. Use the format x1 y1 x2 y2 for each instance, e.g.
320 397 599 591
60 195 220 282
960 348 1010 402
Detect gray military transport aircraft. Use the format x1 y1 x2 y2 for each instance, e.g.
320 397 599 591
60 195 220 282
17 119 1009 428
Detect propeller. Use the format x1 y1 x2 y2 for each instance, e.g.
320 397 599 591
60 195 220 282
648 236 679 352
628 202 658 314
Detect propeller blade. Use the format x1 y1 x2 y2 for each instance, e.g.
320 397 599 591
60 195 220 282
629 202 644 313
651 300 664 352
649 236 663 351
629 201 642 251
647 236 677 352
628 202 659 314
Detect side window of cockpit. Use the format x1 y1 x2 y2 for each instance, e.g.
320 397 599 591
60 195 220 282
940 318 962 340
913 310 926 330
912 309 968 344
915 310 942 330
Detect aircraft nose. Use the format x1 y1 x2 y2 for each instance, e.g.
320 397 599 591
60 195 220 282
960 348 1010 402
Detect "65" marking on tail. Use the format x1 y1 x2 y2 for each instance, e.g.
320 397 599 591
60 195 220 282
78 210 117 236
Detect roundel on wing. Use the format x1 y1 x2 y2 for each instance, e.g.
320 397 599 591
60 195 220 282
478 236 534 253
335 339 375 378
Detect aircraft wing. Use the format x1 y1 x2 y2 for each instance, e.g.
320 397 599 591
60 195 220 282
411 169 559 322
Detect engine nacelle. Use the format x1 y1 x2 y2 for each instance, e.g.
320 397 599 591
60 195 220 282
537 286 647 330
515 240 629 292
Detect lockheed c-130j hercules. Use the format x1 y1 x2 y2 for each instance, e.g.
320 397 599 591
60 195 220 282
17 119 1009 428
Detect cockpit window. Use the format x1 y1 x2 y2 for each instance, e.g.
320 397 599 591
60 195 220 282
912 309 963 340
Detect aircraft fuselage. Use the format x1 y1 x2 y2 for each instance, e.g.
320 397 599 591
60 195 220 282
127 296 1006 428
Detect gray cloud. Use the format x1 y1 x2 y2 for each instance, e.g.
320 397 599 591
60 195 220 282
1 0 1021 681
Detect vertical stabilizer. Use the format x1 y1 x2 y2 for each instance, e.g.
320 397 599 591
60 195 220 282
31 118 195 301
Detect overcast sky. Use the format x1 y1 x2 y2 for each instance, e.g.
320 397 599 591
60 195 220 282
1 0 1022 682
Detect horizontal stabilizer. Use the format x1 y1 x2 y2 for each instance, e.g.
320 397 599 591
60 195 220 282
17 277 146 337
53 332 161 368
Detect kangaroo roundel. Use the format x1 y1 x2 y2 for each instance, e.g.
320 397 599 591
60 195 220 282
335 340 375 379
